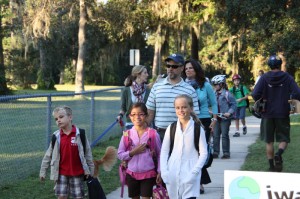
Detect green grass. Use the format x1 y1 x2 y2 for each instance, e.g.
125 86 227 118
0 137 122 199
0 85 124 198
11 84 119 94
242 115 300 172
1 85 299 198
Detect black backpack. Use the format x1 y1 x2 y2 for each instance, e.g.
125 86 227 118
51 128 86 154
168 122 213 168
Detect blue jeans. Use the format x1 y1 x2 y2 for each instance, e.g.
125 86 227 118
213 120 231 155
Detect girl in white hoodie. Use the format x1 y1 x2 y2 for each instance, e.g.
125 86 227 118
160 94 208 199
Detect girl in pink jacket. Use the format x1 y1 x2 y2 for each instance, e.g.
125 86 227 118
118 102 162 199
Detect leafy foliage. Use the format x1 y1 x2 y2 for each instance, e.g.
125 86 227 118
1 0 300 91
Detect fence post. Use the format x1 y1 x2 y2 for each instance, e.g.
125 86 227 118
90 92 95 142
46 95 52 150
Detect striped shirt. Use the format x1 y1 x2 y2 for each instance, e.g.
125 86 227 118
146 77 200 129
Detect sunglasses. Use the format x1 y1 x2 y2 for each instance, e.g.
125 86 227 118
166 64 182 69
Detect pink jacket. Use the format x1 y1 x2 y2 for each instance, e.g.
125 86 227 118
118 127 161 173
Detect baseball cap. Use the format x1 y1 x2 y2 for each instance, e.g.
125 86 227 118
165 53 185 65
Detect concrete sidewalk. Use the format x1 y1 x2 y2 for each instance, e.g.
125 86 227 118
107 116 261 199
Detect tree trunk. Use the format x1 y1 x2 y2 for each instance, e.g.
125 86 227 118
152 24 162 79
191 26 199 60
278 52 286 72
228 36 238 75
0 10 9 95
75 0 87 93
59 71 64 84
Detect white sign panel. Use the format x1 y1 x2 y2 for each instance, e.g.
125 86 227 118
129 49 140 66
224 170 300 199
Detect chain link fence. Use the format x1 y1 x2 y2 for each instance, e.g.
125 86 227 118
0 87 123 188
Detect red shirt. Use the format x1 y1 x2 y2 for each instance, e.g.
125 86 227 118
59 125 84 176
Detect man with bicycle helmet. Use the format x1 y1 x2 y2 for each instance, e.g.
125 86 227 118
252 55 300 172
211 75 236 159
229 74 250 137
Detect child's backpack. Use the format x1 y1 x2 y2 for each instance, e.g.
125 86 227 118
168 122 213 168
119 128 157 198
233 85 250 108
153 184 170 199
51 128 86 153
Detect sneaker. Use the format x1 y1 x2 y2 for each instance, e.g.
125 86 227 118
221 154 230 159
233 132 240 137
200 189 205 194
200 185 205 194
213 153 219 158
274 154 283 172
243 126 247 135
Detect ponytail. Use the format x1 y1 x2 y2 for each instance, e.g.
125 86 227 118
190 111 202 125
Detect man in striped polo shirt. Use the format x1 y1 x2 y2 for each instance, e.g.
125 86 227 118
146 53 200 141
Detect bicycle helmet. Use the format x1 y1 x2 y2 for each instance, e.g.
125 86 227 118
232 74 241 81
211 75 226 85
268 55 282 69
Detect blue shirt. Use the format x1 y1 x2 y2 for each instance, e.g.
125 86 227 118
195 82 218 118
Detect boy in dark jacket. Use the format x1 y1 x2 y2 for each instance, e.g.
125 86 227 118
252 55 300 172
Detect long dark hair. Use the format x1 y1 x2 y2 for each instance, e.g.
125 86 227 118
183 59 206 89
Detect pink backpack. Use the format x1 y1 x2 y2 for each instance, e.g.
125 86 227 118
153 184 169 199
119 128 157 198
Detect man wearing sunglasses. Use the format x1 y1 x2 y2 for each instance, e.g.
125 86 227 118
146 53 200 141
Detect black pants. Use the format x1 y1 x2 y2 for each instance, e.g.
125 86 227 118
200 118 212 185
155 127 167 142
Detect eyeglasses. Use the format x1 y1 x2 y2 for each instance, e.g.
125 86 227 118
166 64 182 69
129 113 146 117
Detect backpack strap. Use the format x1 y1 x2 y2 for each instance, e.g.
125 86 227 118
51 134 57 149
51 128 86 155
79 128 86 154
225 90 229 103
123 130 132 151
240 85 245 97
148 128 156 152
120 129 131 198
168 122 177 159
168 122 201 158
193 123 200 154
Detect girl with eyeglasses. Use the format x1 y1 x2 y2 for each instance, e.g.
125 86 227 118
118 102 162 199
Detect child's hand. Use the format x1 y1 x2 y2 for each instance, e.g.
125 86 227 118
130 143 147 156
156 173 162 184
